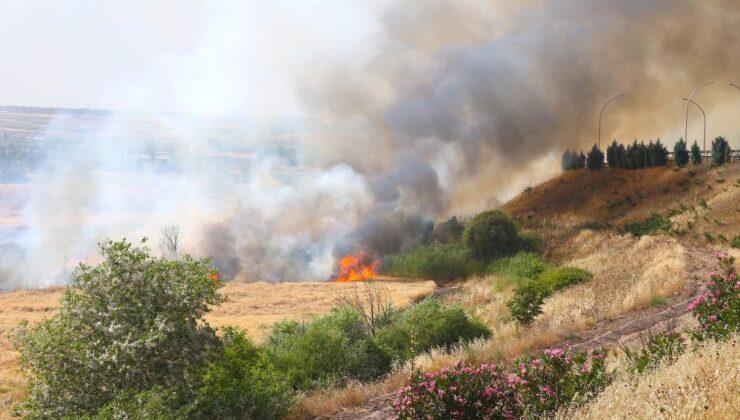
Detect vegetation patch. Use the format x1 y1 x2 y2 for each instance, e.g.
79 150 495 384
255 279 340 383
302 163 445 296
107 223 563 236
624 213 671 237
383 243 484 281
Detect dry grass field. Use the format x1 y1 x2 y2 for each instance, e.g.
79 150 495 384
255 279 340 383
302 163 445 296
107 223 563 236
0 279 436 418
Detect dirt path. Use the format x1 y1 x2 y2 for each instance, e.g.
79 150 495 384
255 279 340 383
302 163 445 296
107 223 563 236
325 243 719 419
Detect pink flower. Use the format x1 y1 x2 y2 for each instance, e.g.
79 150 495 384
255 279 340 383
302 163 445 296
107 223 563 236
544 348 565 358
708 314 718 322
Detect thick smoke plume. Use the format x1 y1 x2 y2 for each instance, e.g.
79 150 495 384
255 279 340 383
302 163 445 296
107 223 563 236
1 0 739 287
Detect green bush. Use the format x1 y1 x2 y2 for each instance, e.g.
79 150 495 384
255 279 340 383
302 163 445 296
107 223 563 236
264 308 391 391
11 239 222 418
194 328 294 420
463 210 521 259
374 298 491 361
538 267 592 291
488 252 550 281
505 280 551 325
731 235 740 249
97 387 191 420
620 330 685 374
382 243 484 281
624 213 671 237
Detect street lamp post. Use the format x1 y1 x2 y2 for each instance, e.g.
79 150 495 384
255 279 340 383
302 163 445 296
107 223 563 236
684 81 713 148
598 94 624 149
682 97 706 156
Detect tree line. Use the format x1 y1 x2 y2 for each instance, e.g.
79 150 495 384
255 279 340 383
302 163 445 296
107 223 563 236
562 136 733 171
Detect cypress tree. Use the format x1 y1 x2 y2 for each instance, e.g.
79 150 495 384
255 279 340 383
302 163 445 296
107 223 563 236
561 149 574 171
673 138 689 166
587 143 605 170
638 141 647 169
618 144 627 169
711 136 729 165
577 151 586 169
654 139 668 166
690 141 702 165
606 140 619 168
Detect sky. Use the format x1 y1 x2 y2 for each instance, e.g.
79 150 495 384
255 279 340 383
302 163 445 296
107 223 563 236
0 0 384 116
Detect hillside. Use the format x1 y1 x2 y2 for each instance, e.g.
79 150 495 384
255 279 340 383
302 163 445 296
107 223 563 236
318 163 739 419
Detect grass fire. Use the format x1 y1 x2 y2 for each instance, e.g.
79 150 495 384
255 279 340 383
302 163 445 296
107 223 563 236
332 252 381 282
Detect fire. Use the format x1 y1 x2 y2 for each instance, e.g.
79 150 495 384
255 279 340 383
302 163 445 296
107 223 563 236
332 252 380 282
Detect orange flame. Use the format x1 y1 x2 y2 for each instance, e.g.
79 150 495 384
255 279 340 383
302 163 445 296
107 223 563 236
333 252 380 282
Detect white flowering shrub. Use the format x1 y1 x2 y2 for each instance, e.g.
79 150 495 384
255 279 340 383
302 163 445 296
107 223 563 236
12 239 223 418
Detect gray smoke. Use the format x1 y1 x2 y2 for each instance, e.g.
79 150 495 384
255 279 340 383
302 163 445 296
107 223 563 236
2 0 740 287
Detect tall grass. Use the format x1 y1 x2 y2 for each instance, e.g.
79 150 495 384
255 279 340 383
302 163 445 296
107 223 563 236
382 243 486 281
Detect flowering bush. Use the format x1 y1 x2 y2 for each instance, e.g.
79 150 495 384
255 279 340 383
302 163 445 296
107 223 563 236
620 329 685 374
393 348 611 419
688 254 739 340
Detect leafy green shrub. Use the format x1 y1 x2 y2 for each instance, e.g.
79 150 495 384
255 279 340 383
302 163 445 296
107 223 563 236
374 298 491 361
620 330 685 375
195 328 294 420
264 308 391 391
488 252 550 281
97 387 191 420
688 254 739 341
506 280 551 325
624 213 671 237
538 266 592 291
393 348 611 419
517 230 543 253
463 210 521 259
382 243 484 281
11 239 222 418
731 235 740 249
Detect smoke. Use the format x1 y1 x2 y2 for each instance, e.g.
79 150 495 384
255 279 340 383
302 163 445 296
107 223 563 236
1 0 739 287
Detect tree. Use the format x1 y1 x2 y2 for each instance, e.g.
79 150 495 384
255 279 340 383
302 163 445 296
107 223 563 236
586 143 605 170
561 149 575 171
159 224 182 259
711 136 730 165
606 140 619 168
575 151 586 169
673 138 689 166
12 239 223 418
463 210 521 258
690 141 702 165
653 139 669 166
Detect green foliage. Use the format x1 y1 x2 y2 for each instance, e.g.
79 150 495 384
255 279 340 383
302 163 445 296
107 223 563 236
195 328 294 420
506 280 551 325
624 213 671 237
463 210 521 259
689 254 739 341
587 143 605 170
488 252 550 282
731 235 740 249
606 140 619 168
650 295 668 307
538 267 592 291
96 387 191 420
673 138 689 166
690 140 702 165
621 330 686 375
562 149 586 170
711 136 731 165
264 308 391 391
374 298 491 361
382 243 484 281
11 239 222 418
394 348 612 419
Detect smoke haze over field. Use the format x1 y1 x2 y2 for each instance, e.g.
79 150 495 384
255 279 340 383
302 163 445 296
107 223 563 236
1 0 739 287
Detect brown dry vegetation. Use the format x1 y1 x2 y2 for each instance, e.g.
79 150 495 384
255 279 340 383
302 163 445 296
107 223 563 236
563 335 740 420
0 280 435 418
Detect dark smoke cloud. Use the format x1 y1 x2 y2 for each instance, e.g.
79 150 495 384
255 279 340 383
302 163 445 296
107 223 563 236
298 0 740 255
